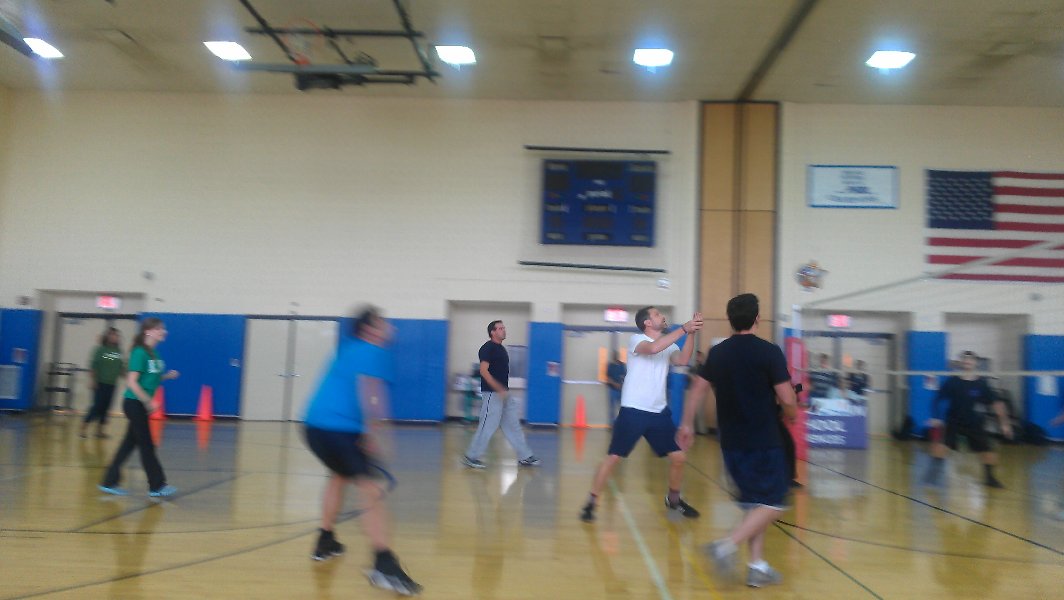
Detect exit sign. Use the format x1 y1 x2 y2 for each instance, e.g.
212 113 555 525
827 314 851 328
96 295 121 310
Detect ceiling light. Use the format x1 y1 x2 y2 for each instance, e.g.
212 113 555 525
23 38 63 59
633 48 673 68
865 50 915 69
435 45 476 66
204 41 251 61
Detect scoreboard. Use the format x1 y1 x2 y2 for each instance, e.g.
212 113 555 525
540 160 656 247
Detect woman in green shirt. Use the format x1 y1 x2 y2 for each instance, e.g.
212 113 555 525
80 327 124 439
99 317 180 497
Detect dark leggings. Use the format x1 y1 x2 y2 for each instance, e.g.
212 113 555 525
779 418 797 481
101 398 167 491
83 383 116 425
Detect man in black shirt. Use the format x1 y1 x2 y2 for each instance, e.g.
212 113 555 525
923 351 1012 488
679 294 797 588
462 320 539 469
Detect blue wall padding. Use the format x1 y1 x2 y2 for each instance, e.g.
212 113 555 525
387 318 448 421
140 313 246 416
1024 335 1064 440
907 331 947 435
0 309 43 411
668 372 689 426
527 322 563 425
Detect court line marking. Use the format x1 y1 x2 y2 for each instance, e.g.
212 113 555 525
649 504 726 600
68 474 245 532
804 458 1064 556
0 466 57 482
608 480 675 600
3 507 370 600
772 523 886 600
684 460 885 598
775 521 1064 565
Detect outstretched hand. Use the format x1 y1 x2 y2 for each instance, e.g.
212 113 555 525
682 313 704 335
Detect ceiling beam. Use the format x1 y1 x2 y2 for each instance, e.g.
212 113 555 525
736 0 820 101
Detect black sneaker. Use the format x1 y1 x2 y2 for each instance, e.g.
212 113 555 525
664 496 700 518
311 530 345 561
518 455 541 467
985 476 1005 489
580 501 596 523
367 556 423 596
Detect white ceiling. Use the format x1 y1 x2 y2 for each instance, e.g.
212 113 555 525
0 0 1063 105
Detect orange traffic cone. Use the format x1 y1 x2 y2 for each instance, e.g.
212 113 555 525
573 394 588 429
194 385 214 421
149 387 166 420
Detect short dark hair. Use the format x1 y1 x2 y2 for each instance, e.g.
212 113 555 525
726 294 759 331
634 306 654 332
487 320 503 337
352 305 381 337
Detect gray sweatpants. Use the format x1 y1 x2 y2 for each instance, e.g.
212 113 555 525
465 391 534 461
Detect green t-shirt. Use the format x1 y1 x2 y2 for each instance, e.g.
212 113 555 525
90 345 124 385
123 346 165 402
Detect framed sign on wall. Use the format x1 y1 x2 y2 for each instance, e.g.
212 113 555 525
808 165 898 209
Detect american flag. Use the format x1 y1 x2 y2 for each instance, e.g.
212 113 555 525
925 170 1064 283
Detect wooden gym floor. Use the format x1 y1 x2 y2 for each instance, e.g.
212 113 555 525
1 414 1062 599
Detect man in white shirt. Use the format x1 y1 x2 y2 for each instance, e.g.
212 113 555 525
580 306 703 523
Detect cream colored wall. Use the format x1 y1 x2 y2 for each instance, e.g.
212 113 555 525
0 92 700 321
779 104 1064 335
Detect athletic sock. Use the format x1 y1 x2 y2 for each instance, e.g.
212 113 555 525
713 538 737 556
667 489 680 506
748 559 770 571
587 493 598 506
983 464 995 480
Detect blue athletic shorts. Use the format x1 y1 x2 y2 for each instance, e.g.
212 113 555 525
722 447 789 510
607 406 681 458
304 426 371 478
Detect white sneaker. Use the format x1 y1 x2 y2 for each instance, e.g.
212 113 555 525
746 564 782 587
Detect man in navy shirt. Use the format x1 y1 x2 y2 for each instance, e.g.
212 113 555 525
923 351 1012 488
462 320 539 469
679 293 797 588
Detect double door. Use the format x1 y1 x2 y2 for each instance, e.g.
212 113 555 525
53 314 139 411
241 318 339 421
561 328 630 426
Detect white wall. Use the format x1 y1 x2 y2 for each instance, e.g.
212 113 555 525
779 104 1064 335
0 92 700 323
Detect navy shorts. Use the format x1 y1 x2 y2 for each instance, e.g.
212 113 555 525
304 426 371 478
608 406 681 458
722 447 789 510
944 423 992 453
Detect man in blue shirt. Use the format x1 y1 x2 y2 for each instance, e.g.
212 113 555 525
302 306 421 596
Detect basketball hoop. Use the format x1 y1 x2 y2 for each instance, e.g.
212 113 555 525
280 18 324 66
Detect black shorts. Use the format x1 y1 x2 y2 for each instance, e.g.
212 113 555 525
607 406 680 458
304 426 371 478
722 447 789 510
944 423 992 453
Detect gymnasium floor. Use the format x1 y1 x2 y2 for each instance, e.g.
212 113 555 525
1 415 1062 599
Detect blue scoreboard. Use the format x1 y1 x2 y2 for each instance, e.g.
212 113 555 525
540 160 656 247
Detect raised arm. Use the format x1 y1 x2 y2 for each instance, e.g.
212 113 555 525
633 313 703 356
